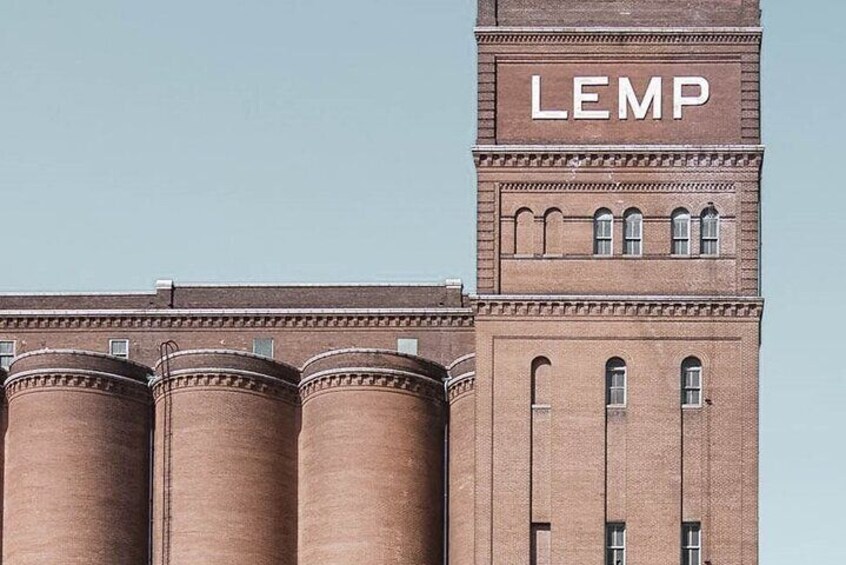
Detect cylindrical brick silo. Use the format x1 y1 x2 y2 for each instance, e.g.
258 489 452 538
447 354 476 565
299 349 447 564
0 366 7 560
3 350 153 565
151 350 299 565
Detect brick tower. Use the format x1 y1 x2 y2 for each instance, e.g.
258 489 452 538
471 1 763 563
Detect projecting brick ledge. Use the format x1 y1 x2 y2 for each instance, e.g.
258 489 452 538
474 296 764 318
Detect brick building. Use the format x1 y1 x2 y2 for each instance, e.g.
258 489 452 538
0 1 763 563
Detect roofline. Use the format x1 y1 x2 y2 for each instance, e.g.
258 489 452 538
0 307 474 317
476 26 762 34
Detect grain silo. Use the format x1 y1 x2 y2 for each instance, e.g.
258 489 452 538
447 354 476 565
151 350 299 565
3 350 152 564
299 349 447 564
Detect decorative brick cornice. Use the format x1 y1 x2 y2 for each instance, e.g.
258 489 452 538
474 146 763 169
447 375 476 403
151 371 298 404
501 182 735 193
476 27 762 45
299 371 445 405
475 297 763 319
0 310 474 331
5 372 151 404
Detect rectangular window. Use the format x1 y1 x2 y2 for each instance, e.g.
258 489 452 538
623 213 643 256
672 214 691 255
397 338 419 356
606 523 626 565
682 365 702 407
682 523 702 565
595 217 613 256
0 340 15 370
109 339 129 360
252 338 274 359
606 367 626 407
531 523 551 565
701 217 719 256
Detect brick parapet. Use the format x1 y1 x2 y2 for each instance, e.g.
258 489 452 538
151 350 300 405
300 349 448 405
4 350 153 404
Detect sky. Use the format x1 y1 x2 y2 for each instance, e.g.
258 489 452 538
0 0 842 562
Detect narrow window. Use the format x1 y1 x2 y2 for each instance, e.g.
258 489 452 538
531 523 551 565
700 207 720 256
623 208 643 256
0 340 15 370
606 358 627 407
682 357 703 407
515 208 536 256
606 523 626 565
531 356 552 407
682 523 702 565
397 338 419 356
594 209 614 256
109 339 129 360
252 337 274 359
672 208 691 256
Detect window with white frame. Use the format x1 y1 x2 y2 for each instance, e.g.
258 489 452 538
671 208 691 255
700 207 720 256
682 522 702 565
252 338 274 359
623 208 643 256
594 209 614 256
397 338 419 356
606 523 626 565
109 339 129 359
0 340 15 370
682 357 703 407
606 358 627 407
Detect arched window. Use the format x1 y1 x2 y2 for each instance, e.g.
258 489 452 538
623 208 643 256
543 208 564 256
594 209 613 256
671 208 691 256
532 356 552 406
700 206 720 256
605 358 626 407
681 357 703 407
515 208 535 256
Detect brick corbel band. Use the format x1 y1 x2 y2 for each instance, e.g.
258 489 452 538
5 349 152 403
151 349 300 404
299 348 448 404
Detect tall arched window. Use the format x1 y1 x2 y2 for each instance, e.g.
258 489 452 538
623 208 643 256
594 209 613 256
671 208 691 256
515 208 535 256
681 357 703 407
532 356 552 406
605 357 626 407
700 206 720 256
543 208 564 256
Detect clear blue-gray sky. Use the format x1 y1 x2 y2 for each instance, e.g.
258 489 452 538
0 0 842 561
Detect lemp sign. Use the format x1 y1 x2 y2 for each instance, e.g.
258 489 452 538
531 75 710 121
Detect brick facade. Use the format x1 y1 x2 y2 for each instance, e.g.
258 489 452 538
0 1 761 563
